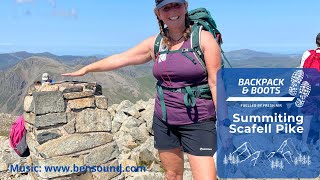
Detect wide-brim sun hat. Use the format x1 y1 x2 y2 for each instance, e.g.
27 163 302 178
155 0 185 9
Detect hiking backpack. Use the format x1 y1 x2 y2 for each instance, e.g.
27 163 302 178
154 8 230 121
9 115 30 157
303 48 320 71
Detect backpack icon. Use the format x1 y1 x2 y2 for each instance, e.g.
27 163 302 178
303 48 320 71
154 8 232 72
9 115 30 157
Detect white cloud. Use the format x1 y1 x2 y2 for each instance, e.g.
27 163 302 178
53 8 78 19
14 0 78 19
15 0 33 4
0 43 13 46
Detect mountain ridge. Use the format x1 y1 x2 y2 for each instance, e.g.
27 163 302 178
0 49 301 115
0 49 302 70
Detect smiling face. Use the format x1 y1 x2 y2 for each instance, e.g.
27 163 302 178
155 2 188 30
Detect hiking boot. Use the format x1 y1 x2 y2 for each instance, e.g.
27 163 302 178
295 81 311 107
288 70 304 96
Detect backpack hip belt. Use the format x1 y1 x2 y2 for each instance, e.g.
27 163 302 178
156 82 212 121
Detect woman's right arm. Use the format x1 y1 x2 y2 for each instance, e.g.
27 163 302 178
62 36 156 76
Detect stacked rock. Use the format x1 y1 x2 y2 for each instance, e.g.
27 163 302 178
23 81 119 179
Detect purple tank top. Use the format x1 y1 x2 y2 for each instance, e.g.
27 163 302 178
152 38 216 125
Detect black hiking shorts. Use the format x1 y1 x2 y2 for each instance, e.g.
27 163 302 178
152 115 217 156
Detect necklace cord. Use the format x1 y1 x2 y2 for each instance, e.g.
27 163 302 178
169 35 184 42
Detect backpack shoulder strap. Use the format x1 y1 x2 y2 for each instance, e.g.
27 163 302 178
154 33 163 58
310 49 316 52
308 50 317 57
315 48 320 54
191 25 207 74
191 25 233 71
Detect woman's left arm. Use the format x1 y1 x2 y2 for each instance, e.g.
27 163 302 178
201 31 232 149
200 31 222 108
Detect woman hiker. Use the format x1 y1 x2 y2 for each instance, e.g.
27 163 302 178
62 0 221 179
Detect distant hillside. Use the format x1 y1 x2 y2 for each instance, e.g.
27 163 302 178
0 50 302 70
229 56 301 68
0 51 32 70
0 56 72 115
0 51 101 70
225 49 292 61
220 49 301 68
114 61 153 78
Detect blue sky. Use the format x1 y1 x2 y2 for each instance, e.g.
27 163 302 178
0 0 319 55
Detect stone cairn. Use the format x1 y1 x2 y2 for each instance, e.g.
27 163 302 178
10 81 193 180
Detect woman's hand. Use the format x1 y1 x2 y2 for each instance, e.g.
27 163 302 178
62 67 87 77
